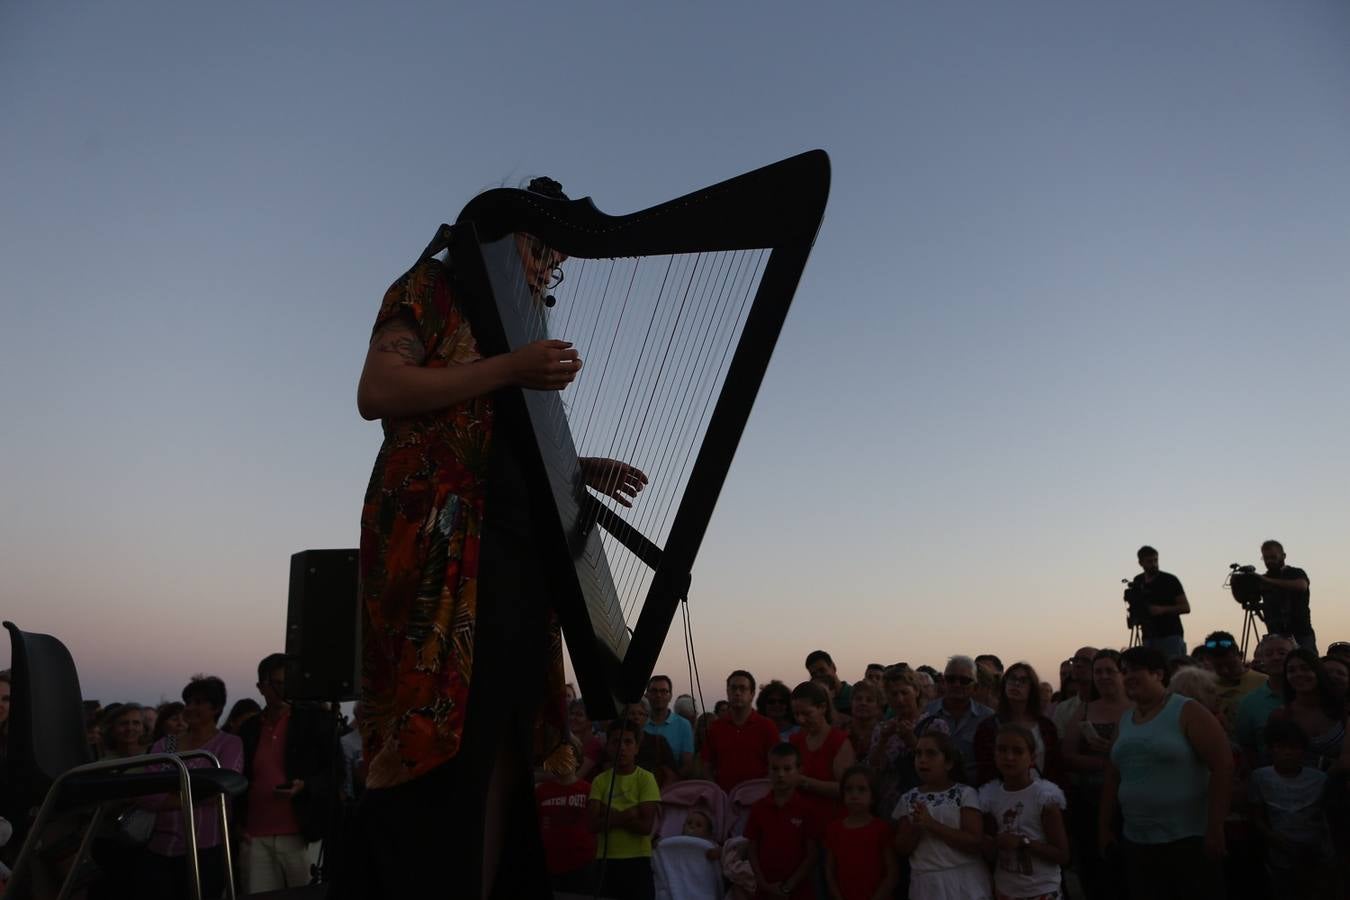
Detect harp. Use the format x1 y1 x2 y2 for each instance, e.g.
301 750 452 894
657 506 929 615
440 150 829 718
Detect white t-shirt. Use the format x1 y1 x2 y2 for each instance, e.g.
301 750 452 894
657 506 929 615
893 783 982 875
977 779 1066 897
1249 766 1332 867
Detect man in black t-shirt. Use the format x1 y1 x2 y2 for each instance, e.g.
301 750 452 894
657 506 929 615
1257 539 1315 653
1127 545 1189 660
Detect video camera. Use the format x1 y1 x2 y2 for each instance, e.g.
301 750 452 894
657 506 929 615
1226 563 1264 613
1121 578 1149 629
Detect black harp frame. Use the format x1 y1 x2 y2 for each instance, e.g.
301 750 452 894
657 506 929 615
440 150 830 717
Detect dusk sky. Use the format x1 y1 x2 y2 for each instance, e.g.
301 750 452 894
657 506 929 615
3 1 1348 711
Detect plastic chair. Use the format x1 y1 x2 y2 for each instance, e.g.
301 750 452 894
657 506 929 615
726 777 771 837
656 779 731 841
2 622 247 900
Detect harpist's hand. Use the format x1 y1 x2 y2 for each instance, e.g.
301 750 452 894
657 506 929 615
510 339 582 390
580 457 648 507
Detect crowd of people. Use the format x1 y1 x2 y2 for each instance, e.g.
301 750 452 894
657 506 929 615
0 654 348 899
542 634 1350 900
0 544 1345 899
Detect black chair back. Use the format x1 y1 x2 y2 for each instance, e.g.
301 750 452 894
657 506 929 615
3 621 93 801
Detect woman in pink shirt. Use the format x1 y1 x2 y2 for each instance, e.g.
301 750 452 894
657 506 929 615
139 675 243 900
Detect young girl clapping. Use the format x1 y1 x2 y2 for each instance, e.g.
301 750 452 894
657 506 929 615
977 723 1069 900
825 765 897 900
894 732 991 900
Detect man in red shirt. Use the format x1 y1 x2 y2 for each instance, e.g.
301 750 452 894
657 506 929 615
702 670 781 793
237 654 339 893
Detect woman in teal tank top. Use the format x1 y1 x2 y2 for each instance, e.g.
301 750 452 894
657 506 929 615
1098 647 1232 900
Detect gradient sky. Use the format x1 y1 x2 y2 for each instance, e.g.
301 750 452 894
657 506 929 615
3 1 1348 711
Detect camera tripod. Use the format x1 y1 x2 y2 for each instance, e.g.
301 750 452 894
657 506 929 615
1128 623 1143 648
1238 605 1264 658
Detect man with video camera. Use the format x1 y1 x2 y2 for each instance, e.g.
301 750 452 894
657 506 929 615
1255 539 1315 653
1126 545 1189 660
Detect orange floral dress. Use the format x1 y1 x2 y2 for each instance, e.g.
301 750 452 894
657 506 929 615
358 255 565 790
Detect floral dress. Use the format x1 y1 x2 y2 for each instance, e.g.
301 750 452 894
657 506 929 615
894 784 991 900
358 255 565 790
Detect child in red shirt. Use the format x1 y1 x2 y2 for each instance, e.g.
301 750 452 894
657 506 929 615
745 743 818 900
824 765 897 900
535 742 596 894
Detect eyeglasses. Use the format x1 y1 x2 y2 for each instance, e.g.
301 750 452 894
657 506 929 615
944 675 974 686
526 241 565 289
1204 639 1236 650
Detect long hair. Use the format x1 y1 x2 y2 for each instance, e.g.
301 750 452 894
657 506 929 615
152 702 184 743
1282 647 1341 717
756 680 792 718
996 662 1043 720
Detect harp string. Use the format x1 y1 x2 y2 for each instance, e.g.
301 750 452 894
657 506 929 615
601 251 704 602
615 248 765 623
564 253 722 622
611 251 740 614
618 249 756 612
491 236 770 633
575 259 644 456
622 249 762 622
589 254 689 522
548 253 598 435
610 253 702 476
608 250 752 622
553 252 607 437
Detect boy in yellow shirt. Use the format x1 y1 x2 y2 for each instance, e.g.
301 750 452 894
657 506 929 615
588 719 661 900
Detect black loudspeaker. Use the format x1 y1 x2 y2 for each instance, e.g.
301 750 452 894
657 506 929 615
285 549 360 702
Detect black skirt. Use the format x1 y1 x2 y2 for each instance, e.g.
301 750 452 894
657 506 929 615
330 513 554 899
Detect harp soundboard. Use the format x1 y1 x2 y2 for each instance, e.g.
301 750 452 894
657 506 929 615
442 150 829 718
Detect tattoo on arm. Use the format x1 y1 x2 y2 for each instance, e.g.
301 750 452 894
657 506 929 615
371 323 426 365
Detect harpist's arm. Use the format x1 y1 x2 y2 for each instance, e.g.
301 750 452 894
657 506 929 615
357 318 579 420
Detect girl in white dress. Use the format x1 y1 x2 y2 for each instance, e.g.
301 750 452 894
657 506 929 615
894 732 992 900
